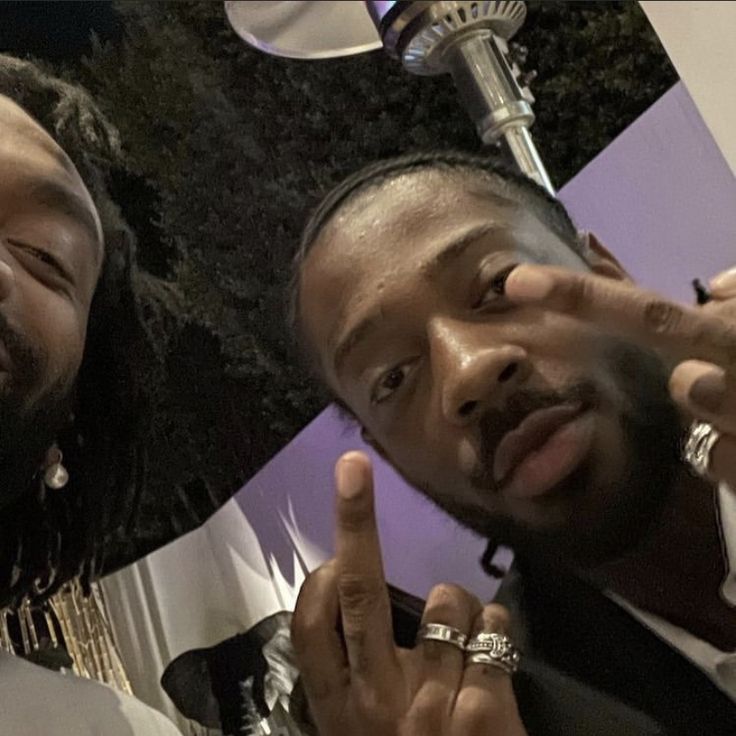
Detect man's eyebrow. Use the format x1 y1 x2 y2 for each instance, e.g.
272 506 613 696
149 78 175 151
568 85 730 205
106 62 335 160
28 178 101 253
333 315 382 376
419 222 508 277
332 222 507 375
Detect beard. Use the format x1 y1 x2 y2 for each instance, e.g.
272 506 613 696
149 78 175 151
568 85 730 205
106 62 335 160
416 338 683 570
0 385 73 509
0 313 73 510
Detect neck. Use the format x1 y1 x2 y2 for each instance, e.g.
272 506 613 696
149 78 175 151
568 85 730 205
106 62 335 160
581 468 736 650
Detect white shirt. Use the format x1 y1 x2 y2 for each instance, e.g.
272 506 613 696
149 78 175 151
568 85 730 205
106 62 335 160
0 650 183 736
613 484 736 702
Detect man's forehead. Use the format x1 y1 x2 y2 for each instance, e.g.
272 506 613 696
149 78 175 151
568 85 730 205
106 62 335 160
323 168 504 245
315 170 514 271
0 95 67 164
0 94 104 251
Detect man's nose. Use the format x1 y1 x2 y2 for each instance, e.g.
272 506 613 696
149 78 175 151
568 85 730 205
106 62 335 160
431 319 530 425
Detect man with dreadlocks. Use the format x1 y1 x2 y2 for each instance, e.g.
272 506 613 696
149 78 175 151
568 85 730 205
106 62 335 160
0 55 182 735
289 152 736 735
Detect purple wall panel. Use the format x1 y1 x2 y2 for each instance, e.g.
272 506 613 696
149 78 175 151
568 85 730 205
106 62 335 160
561 83 736 303
234 407 501 601
234 82 736 601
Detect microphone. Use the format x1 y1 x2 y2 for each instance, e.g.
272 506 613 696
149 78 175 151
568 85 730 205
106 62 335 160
226 1 553 194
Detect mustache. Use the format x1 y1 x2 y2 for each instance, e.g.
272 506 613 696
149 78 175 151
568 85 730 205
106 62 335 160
472 382 599 490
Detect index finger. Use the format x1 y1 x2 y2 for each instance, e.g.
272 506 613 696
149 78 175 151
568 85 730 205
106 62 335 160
505 264 736 370
334 451 397 681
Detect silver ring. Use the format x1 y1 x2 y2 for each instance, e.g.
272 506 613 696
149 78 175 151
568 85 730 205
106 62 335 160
465 651 518 676
683 420 721 477
465 632 521 674
416 623 467 651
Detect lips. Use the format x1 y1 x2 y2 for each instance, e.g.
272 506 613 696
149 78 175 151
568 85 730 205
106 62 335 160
493 402 585 485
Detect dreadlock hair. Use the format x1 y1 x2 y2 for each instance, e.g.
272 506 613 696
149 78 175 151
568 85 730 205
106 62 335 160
0 54 151 606
289 150 582 579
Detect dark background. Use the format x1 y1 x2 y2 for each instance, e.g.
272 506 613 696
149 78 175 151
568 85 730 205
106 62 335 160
0 1 676 569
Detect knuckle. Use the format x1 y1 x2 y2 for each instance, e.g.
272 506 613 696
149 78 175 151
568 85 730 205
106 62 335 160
338 573 382 609
297 563 330 598
300 669 334 703
292 566 335 654
411 687 450 726
354 688 394 724
643 299 684 334
426 583 481 615
480 604 512 633
338 573 383 630
338 495 373 531
703 321 736 365
454 690 505 730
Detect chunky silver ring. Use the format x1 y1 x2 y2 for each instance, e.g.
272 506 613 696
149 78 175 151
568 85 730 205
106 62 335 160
465 632 521 674
416 623 467 651
465 651 518 676
683 420 721 478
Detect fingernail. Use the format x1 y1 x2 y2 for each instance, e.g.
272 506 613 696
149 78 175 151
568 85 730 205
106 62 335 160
710 267 736 296
505 266 554 301
689 370 726 413
337 456 363 499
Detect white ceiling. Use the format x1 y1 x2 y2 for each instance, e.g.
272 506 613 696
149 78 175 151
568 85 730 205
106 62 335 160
641 0 736 176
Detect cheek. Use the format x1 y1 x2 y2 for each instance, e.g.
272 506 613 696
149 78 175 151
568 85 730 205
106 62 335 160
23 288 86 387
531 314 602 359
377 418 469 495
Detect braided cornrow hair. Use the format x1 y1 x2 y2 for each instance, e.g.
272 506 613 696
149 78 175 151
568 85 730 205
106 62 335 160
289 150 580 366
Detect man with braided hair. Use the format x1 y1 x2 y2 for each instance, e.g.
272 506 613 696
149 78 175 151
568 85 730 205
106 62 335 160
291 152 736 735
0 54 182 735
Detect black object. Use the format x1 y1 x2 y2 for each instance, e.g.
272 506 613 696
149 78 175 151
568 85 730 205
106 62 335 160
161 612 300 735
0 2 122 60
692 278 712 305
498 558 736 735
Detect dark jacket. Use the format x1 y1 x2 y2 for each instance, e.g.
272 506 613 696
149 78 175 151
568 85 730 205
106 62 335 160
389 563 736 735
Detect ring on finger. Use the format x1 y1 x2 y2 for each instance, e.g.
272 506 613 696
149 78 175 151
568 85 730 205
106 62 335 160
465 632 521 674
683 420 721 477
465 650 519 676
416 623 468 651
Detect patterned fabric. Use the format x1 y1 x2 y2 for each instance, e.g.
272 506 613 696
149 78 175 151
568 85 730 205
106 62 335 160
0 578 131 692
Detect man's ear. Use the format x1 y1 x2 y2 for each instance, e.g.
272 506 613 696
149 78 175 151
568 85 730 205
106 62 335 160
578 231 632 283
360 427 389 462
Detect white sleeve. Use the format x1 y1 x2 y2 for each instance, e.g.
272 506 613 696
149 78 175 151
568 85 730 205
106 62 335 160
0 651 185 736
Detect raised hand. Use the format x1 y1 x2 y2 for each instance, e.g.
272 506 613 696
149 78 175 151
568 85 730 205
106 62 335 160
505 263 736 487
291 451 527 736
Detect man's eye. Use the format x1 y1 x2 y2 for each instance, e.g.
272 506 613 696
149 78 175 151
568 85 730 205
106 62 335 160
8 240 68 281
473 264 518 309
372 364 411 404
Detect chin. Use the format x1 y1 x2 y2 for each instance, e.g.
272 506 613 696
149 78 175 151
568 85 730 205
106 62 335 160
489 460 638 566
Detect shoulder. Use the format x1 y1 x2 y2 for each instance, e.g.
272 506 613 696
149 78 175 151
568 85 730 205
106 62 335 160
0 651 182 736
